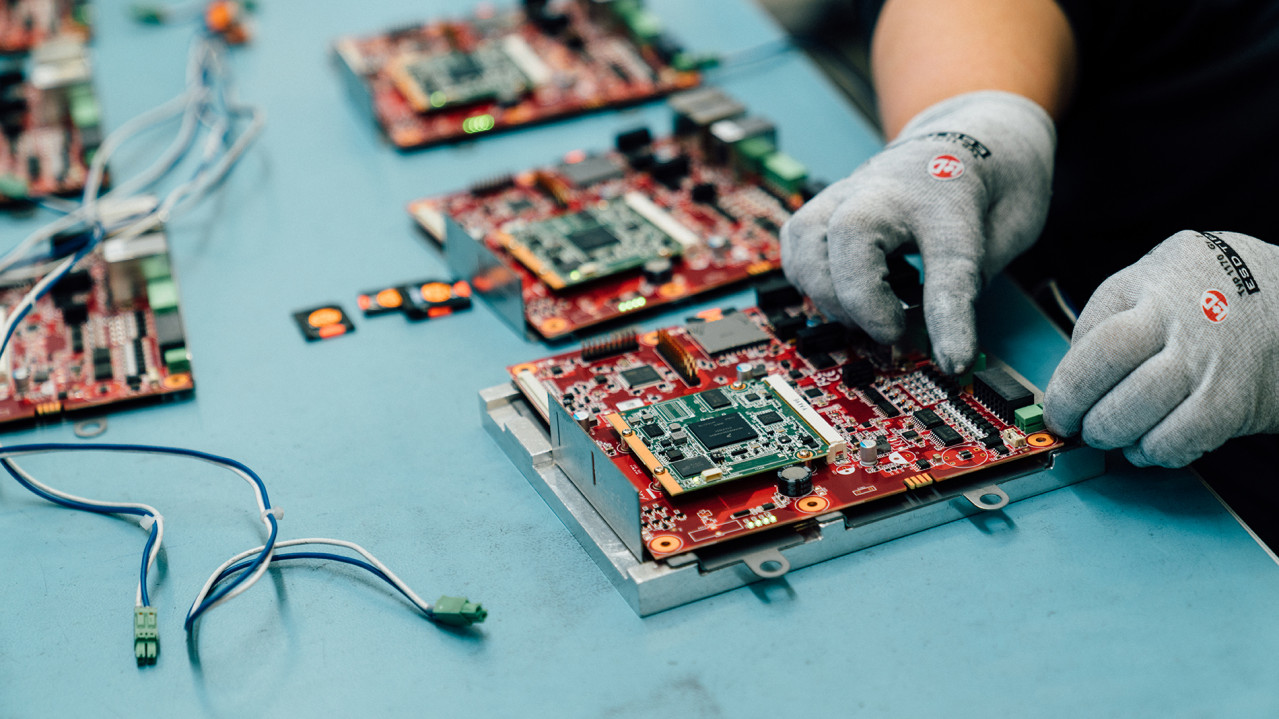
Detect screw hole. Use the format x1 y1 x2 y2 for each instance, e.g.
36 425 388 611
980 493 1002 505
760 560 782 573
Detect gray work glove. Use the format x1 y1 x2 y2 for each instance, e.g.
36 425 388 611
1045 230 1279 467
780 90 1055 373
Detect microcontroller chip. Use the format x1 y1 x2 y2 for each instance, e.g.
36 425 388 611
688 413 757 450
684 312 771 355
502 196 687 290
804 387 823 399
670 455 716 479
567 225 620 254
931 425 963 447
559 154 625 187
913 408 944 429
757 411 782 425
620 365 662 388
699 388 731 410
640 423 664 438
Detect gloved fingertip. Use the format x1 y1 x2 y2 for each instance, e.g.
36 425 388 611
929 333 977 378
1122 446 1153 467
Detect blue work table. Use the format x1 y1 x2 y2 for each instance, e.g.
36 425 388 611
1 1 1276 716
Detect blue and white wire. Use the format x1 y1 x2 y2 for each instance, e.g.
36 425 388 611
1046 279 1079 325
0 33 224 277
0 442 278 625
192 538 436 619
0 454 163 607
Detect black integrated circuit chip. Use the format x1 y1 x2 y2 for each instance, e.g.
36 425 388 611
684 312 771 355
567 225 621 254
688 413 757 450
757 411 782 425
641 422 664 438
559 154 625 187
913 408 944 429
671 455 716 478
699 388 731 410
932 425 963 447
620 365 662 388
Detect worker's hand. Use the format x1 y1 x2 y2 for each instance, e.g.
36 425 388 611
1045 230 1279 467
780 91 1055 374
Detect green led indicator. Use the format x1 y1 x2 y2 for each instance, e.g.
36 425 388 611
618 297 647 312
430 91 447 108
462 114 495 134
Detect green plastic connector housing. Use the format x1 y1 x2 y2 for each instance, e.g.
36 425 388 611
146 278 179 314
432 596 487 627
68 84 100 129
134 607 158 666
140 254 172 282
733 135 776 176
671 52 719 72
0 175 28 200
163 347 191 374
762 152 808 198
1015 403 1045 433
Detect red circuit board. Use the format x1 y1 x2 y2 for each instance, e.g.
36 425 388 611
0 0 90 54
410 136 794 339
0 242 193 429
509 307 1061 559
0 38 102 203
333 0 698 149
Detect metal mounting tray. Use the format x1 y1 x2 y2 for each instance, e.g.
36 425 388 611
480 381 1105 616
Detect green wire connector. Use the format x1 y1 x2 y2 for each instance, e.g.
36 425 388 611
134 607 158 666
129 4 167 24
672 52 720 72
432 596 486 627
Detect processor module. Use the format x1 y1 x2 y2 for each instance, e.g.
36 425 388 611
334 0 700 149
412 90 814 339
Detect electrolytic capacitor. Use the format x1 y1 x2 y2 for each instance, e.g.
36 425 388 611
858 438 878 466
643 257 673 285
12 366 29 394
777 464 813 498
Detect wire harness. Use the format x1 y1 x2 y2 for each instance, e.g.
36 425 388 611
0 7 484 666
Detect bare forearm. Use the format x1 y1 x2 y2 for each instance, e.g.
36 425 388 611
871 0 1077 138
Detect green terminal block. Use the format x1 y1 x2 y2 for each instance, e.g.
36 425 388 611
1015 403 1046 434
134 607 158 666
762 151 808 198
140 254 171 281
163 347 191 374
68 84 101 129
733 135 776 176
672 52 719 72
0 174 29 200
146 278 179 314
129 5 167 24
432 596 487 627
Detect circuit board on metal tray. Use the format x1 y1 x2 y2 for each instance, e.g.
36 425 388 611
0 0 91 54
506 297 1061 560
0 227 194 429
333 0 699 149
410 91 809 340
0 36 103 204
